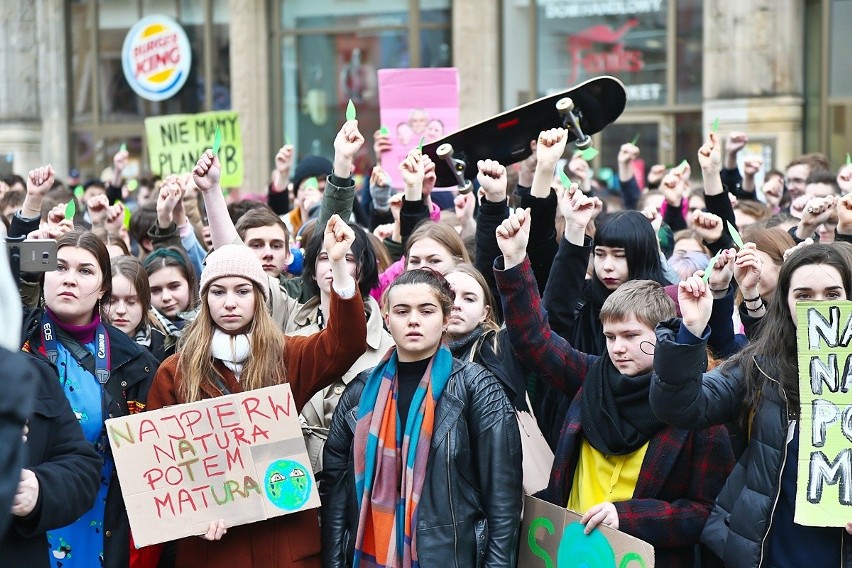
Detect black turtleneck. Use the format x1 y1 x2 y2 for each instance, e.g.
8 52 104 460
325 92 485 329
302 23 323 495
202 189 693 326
397 357 431 428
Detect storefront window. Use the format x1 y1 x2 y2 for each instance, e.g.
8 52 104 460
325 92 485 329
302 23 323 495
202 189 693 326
828 0 852 99
826 0 852 164
511 0 703 179
536 0 668 106
674 112 702 171
675 0 702 105
276 0 451 176
69 0 230 178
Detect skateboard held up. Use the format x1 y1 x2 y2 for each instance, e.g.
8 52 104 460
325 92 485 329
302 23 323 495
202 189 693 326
423 75 627 193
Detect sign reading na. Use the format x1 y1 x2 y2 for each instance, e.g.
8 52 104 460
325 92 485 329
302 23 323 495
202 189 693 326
144 111 243 188
122 15 192 102
796 302 852 526
106 384 318 547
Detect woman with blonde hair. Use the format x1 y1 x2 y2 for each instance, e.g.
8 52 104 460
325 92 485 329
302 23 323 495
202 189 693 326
372 220 471 304
444 263 554 494
106 255 169 361
145 212 368 568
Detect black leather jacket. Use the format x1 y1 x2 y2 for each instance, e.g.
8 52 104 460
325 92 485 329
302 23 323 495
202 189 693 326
319 358 523 568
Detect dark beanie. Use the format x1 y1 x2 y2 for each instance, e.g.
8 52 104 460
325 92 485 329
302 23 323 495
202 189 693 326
291 155 333 192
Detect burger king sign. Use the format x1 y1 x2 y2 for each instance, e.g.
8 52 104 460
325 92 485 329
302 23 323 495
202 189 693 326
122 15 192 102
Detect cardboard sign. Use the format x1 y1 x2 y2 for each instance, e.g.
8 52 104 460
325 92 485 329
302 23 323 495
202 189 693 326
377 68 459 189
795 302 852 526
521 495 654 567
144 111 244 188
106 384 318 547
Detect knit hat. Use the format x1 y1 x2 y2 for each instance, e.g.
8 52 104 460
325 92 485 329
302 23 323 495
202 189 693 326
200 245 270 301
291 155 333 192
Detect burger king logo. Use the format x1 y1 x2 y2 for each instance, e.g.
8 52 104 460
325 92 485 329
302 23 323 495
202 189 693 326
122 15 192 102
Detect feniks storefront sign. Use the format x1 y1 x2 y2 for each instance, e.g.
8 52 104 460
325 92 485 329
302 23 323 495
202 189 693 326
122 15 192 102
538 0 666 105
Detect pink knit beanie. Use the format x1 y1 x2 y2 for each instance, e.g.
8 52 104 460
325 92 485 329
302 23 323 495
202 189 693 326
200 244 270 301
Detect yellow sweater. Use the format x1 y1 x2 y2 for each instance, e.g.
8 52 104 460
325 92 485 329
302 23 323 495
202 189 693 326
566 439 649 513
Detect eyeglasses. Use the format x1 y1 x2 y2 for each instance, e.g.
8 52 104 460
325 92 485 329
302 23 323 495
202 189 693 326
784 177 807 186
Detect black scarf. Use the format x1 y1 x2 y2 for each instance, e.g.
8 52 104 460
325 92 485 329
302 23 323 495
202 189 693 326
579 355 665 455
446 325 484 357
447 326 529 412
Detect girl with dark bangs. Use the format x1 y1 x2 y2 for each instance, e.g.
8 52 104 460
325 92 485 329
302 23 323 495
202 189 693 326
536 208 673 445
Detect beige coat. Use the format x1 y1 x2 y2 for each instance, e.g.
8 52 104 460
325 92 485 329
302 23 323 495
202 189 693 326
289 295 394 472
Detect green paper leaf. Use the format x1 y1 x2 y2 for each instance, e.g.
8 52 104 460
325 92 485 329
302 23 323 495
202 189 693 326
379 125 389 136
119 143 127 153
346 99 356 121
73 185 84 199
702 249 722 283
727 221 745 249
127 179 139 191
847 152 851 166
418 137 425 151
711 117 720 133
676 159 689 174
285 134 292 146
559 170 571 188
122 205 132 229
212 126 222 155
580 147 599 161
64 200 76 220
305 177 319 190
630 133 640 145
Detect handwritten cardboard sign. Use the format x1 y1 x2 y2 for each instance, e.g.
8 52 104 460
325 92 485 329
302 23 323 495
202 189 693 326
105 384 318 547
378 68 459 189
796 302 852 526
521 495 654 567
144 111 244 188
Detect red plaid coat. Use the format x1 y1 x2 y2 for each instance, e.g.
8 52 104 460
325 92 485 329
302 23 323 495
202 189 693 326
496 257 734 567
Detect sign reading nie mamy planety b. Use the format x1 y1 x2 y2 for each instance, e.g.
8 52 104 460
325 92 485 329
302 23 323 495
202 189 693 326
122 15 192 102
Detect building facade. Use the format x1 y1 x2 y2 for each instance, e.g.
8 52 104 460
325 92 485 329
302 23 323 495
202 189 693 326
0 0 847 191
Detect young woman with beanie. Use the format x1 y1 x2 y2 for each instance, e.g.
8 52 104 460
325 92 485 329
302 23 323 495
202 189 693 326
145 155 368 568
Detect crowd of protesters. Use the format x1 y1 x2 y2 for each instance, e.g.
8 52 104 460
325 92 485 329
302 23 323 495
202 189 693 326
2 106 852 568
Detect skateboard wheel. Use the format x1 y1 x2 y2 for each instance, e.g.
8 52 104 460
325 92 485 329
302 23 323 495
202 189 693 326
436 143 454 159
458 180 474 195
575 135 593 150
556 97 575 113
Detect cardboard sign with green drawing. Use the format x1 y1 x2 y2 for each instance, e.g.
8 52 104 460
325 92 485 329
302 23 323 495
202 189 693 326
521 496 654 567
105 384 317 546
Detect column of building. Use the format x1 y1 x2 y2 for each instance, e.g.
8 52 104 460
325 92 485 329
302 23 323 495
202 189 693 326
702 0 805 168
0 0 70 178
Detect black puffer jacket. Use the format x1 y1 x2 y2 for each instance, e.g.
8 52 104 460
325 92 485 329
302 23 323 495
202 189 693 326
0 352 101 568
319 358 523 568
650 321 852 568
21 308 158 568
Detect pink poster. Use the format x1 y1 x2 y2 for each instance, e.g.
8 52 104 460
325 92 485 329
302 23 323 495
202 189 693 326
378 68 460 188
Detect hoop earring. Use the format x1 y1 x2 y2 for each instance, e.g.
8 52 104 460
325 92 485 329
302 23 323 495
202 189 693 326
639 340 655 356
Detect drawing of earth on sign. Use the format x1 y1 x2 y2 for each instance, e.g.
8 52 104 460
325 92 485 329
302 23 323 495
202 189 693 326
264 460 311 510
558 523 647 567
